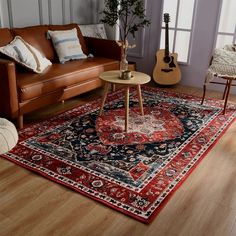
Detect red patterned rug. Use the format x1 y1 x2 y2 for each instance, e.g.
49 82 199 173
1 87 236 223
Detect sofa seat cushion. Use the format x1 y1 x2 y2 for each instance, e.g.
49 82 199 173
17 57 119 102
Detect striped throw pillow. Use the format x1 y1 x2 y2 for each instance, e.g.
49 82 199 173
0 36 52 73
48 28 87 64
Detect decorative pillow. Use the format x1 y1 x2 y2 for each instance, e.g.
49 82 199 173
212 48 236 66
205 47 236 84
47 28 87 64
0 36 52 73
79 24 107 39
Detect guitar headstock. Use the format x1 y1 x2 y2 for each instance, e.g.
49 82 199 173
163 13 170 24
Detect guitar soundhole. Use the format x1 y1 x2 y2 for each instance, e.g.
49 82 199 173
164 56 171 63
163 56 176 68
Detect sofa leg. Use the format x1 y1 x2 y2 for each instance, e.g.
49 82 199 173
17 115 23 129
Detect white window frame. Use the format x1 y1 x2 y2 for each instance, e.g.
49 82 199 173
160 0 197 65
214 0 236 49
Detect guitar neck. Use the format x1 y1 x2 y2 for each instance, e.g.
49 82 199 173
165 22 169 57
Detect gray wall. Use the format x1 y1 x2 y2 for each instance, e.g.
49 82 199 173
0 0 103 28
0 0 117 39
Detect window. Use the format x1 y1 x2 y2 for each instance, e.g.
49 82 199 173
160 0 196 64
215 0 236 48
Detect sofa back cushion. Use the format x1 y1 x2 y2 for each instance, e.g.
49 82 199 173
0 28 14 47
12 25 55 61
49 24 89 55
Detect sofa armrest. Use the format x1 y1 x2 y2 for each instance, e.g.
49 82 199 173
84 37 122 60
0 59 19 118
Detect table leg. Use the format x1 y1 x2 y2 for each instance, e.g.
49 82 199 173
125 86 130 132
99 82 109 115
112 84 116 92
137 85 144 116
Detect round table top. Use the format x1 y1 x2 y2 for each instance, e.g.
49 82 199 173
99 70 151 85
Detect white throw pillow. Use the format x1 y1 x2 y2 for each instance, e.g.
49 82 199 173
0 36 52 73
79 24 107 39
47 28 87 64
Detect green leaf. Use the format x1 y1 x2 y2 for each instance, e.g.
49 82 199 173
100 0 150 41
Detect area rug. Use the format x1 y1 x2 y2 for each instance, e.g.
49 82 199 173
1 87 236 223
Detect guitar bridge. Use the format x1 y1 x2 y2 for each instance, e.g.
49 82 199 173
161 69 173 73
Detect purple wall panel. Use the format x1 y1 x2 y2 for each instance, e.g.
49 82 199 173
127 0 163 75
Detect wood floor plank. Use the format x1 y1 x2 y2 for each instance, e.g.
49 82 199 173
230 220 236 236
31 194 96 236
1 185 69 236
0 213 12 236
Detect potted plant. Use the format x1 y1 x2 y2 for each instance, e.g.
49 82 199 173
100 0 150 74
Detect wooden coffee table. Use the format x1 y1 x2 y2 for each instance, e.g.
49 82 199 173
99 70 151 132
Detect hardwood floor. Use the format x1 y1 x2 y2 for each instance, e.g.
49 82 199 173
1 84 236 236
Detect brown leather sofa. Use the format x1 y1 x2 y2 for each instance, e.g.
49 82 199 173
0 24 121 128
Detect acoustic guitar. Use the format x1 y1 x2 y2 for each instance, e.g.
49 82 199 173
153 13 181 85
